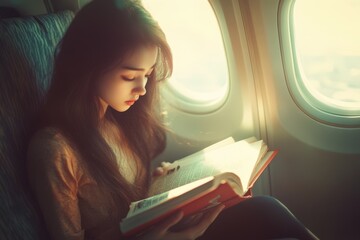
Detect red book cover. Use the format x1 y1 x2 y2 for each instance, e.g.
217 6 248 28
123 180 253 237
120 138 278 237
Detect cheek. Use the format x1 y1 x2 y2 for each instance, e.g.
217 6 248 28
99 80 129 104
98 80 110 100
98 78 118 101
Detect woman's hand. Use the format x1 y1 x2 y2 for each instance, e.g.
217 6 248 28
138 204 225 240
152 162 172 177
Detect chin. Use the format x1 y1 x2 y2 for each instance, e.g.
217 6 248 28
111 105 130 113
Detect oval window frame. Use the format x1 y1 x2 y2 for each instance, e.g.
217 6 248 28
279 0 360 127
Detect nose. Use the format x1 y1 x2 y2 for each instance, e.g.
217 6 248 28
133 77 147 96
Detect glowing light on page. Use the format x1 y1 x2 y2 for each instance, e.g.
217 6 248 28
202 140 262 190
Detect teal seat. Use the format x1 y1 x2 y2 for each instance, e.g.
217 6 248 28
0 10 74 239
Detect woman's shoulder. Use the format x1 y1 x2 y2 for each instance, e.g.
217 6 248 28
28 127 70 152
27 127 78 168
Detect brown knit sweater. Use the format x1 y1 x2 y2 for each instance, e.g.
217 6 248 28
27 127 141 240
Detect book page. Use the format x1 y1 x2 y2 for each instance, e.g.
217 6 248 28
170 137 235 167
248 150 275 187
148 137 234 196
149 138 264 196
149 158 222 195
200 140 263 191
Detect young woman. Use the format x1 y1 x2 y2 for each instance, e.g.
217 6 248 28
27 0 318 239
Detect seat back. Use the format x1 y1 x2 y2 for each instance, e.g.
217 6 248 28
0 10 74 239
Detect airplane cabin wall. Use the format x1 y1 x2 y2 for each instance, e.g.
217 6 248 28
157 0 360 238
240 0 360 239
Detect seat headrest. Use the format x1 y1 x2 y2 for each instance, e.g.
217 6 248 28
0 10 74 240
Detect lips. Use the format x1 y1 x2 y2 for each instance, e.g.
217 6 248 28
125 100 136 106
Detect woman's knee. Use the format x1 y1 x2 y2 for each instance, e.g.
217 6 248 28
243 196 289 212
239 196 298 222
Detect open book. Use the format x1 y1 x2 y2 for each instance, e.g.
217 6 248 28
120 137 278 237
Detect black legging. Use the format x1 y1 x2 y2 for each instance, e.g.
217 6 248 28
199 196 318 240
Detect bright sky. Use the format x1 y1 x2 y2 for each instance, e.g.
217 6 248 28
294 0 360 56
142 0 228 101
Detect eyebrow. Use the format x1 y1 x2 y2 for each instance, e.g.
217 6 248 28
122 63 156 71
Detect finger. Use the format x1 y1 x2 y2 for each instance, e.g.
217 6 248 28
156 211 184 233
153 167 165 177
161 161 172 168
175 205 224 240
190 205 225 232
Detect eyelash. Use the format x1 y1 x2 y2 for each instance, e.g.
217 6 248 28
122 75 151 81
122 76 135 81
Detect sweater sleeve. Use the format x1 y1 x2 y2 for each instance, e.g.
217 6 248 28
27 129 84 240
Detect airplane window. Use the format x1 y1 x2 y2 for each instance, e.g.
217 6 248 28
291 0 360 117
142 0 229 113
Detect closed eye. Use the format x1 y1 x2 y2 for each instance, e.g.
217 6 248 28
122 76 135 81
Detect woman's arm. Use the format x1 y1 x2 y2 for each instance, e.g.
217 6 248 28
27 130 84 240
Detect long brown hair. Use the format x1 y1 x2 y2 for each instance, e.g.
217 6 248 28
38 0 172 217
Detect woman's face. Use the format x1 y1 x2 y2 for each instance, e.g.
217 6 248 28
98 45 158 114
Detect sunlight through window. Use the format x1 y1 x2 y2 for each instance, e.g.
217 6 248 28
142 0 229 110
293 0 360 113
